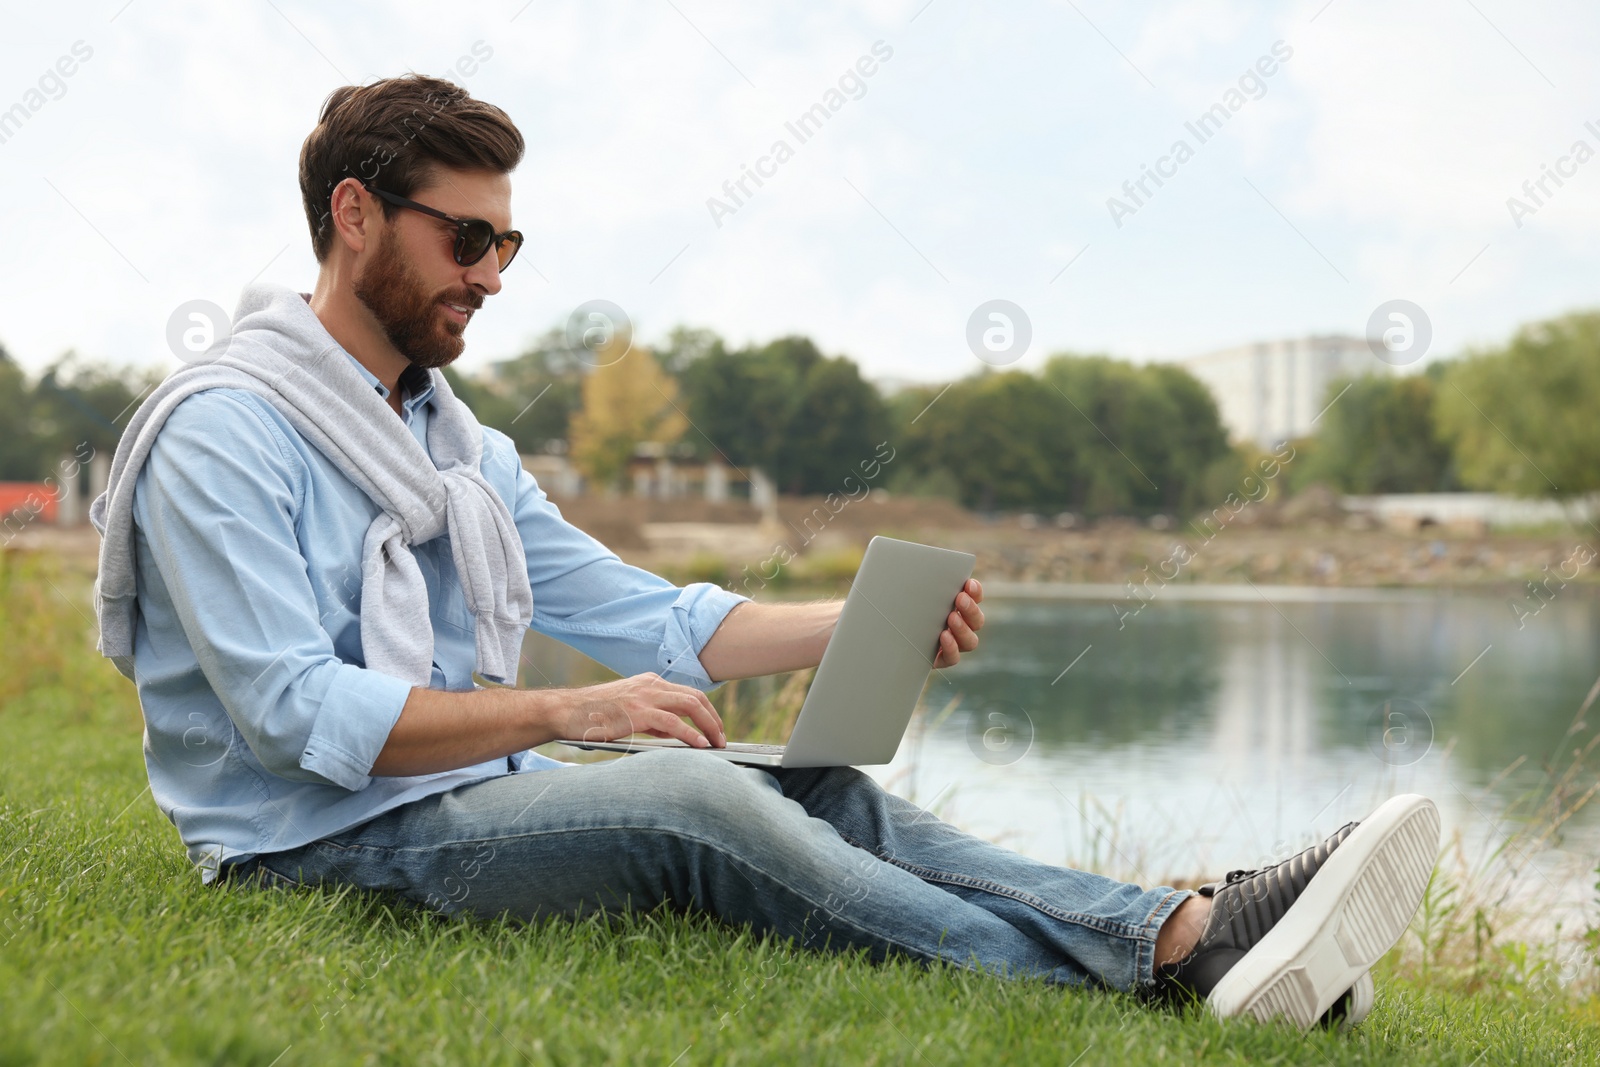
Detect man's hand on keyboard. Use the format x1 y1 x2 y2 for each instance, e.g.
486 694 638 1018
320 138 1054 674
548 673 727 749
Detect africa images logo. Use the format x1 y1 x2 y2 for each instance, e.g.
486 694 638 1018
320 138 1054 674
706 40 895 228
1105 40 1293 228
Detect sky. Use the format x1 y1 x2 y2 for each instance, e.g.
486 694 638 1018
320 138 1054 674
2 0 1597 385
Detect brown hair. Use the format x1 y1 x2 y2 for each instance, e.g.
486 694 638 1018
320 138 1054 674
298 73 525 262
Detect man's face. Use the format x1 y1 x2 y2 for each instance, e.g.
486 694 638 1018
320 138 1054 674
352 167 512 370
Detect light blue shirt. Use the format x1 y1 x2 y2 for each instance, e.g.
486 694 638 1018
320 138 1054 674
130 353 747 882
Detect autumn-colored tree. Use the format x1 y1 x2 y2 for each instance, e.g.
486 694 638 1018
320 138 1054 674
567 343 688 491
455 327 586 455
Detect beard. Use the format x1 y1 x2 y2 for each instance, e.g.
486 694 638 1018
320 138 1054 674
352 225 481 371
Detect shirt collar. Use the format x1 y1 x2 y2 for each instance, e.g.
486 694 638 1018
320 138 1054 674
343 352 437 415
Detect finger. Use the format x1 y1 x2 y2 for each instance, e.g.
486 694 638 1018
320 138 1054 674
956 592 986 633
935 629 960 667
645 707 711 748
967 578 984 603
652 678 725 746
672 685 726 747
947 609 980 652
692 685 725 743
947 604 972 646
947 610 979 652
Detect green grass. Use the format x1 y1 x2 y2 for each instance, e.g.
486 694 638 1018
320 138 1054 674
3 549 1599 1065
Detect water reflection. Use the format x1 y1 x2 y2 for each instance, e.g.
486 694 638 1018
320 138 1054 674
523 587 1600 907
941 591 1600 796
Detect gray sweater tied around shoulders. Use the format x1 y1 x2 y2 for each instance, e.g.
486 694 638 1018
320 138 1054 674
88 283 533 688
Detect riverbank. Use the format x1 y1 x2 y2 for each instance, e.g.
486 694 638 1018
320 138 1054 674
940 525 1600 591
626 519 1600 595
549 494 1600 592
11 493 1600 593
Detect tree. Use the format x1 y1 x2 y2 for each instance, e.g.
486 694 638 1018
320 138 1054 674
676 334 887 493
567 344 687 491
898 370 1072 512
1144 362 1238 513
655 326 726 377
1044 356 1172 515
678 342 792 473
466 327 585 456
29 351 161 473
0 344 48 480
771 352 888 494
1297 372 1457 493
1434 311 1600 499
893 355 1233 515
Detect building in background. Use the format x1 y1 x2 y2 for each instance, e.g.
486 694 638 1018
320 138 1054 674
521 448 776 516
1180 335 1381 450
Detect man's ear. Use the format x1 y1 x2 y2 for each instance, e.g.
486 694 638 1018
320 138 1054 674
328 177 378 257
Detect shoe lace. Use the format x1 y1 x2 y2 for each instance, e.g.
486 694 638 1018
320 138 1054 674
1210 821 1358 891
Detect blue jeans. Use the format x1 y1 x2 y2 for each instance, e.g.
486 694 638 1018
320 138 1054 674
222 750 1190 992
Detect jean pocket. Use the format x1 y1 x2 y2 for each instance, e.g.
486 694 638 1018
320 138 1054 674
259 866 305 889
223 858 302 890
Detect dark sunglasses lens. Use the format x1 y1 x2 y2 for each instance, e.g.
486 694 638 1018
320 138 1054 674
456 221 495 266
496 232 524 271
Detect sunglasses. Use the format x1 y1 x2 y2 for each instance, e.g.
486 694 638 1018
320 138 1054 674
363 184 524 271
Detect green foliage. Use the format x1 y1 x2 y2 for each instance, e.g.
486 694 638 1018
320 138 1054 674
884 462 962 500
0 551 129 713
655 325 726 377
1298 371 1459 493
895 370 1065 512
894 356 1233 517
678 335 890 495
0 345 49 481
714 668 815 746
12 302 1600 515
31 352 160 460
677 340 793 470
461 328 586 456
1435 311 1600 499
0 348 158 481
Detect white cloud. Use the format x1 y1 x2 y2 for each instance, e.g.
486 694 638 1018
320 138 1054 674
2 0 1598 384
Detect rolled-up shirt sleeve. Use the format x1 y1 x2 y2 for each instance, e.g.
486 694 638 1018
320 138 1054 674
508 461 747 688
134 391 413 791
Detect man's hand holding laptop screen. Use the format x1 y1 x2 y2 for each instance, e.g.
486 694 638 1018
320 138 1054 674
553 572 983 752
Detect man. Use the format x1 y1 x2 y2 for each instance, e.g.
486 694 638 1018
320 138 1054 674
90 74 1437 1031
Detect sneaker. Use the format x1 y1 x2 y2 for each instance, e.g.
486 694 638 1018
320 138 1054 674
1319 970 1374 1030
1154 793 1439 1030
1185 911 1377 1028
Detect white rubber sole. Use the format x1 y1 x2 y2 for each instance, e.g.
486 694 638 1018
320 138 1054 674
1207 794 1440 1030
1339 970 1375 1030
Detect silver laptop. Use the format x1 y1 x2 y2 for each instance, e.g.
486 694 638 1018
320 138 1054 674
558 536 975 767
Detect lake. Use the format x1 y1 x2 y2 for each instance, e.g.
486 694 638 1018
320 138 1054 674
525 585 1600 923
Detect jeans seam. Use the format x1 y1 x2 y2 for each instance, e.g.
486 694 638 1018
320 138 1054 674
272 823 970 971
835 831 1152 943
1136 888 1190 987
895 862 1146 941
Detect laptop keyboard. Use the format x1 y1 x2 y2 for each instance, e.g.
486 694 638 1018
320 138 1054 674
576 738 787 755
